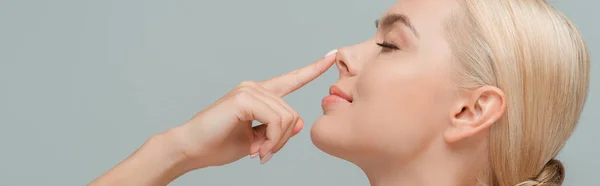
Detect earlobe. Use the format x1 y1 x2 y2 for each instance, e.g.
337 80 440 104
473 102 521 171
444 86 506 144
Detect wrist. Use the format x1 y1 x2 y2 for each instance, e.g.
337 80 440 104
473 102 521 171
146 134 188 183
89 129 196 186
138 128 200 183
159 125 210 170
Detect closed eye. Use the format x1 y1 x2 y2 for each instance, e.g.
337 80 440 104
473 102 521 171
376 42 400 52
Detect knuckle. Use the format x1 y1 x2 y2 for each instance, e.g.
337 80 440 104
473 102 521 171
233 91 252 103
282 111 295 127
236 85 252 93
268 116 283 137
239 80 257 87
291 110 299 122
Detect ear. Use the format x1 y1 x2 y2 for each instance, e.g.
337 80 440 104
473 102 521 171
444 86 506 143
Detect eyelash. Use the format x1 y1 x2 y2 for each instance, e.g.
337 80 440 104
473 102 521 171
376 42 400 52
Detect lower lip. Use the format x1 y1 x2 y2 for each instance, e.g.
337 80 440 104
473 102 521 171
321 95 350 109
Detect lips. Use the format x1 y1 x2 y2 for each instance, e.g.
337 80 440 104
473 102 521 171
329 86 353 103
321 85 352 111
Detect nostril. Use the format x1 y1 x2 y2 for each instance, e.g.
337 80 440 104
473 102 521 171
336 60 350 74
335 48 358 76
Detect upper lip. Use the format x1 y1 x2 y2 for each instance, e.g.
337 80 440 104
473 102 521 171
329 85 353 103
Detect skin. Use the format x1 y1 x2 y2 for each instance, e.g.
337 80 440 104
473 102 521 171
89 0 507 185
313 0 506 185
88 52 337 186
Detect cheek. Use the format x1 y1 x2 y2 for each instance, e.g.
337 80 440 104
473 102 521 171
351 60 454 153
356 61 449 123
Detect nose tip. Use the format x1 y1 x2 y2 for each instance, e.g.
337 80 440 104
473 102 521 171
334 48 356 77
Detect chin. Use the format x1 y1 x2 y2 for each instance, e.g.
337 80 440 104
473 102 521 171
310 115 361 162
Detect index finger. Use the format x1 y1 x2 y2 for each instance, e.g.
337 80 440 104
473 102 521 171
260 49 337 97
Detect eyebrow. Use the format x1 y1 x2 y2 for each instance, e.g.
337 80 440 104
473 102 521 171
375 13 420 39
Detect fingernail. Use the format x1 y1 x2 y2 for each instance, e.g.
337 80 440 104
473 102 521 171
324 49 338 57
260 152 274 164
250 153 259 159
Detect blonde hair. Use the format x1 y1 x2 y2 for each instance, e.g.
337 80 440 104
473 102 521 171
445 1 590 186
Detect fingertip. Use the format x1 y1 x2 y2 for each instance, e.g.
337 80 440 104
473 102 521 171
319 50 337 68
324 49 338 58
311 49 337 72
260 152 274 164
250 141 262 156
259 49 337 97
259 140 276 157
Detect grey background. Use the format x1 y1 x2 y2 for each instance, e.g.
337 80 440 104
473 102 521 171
0 0 597 185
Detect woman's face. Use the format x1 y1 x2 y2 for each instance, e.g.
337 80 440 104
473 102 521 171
312 0 460 164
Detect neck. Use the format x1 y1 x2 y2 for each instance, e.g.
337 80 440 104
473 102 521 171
357 140 488 186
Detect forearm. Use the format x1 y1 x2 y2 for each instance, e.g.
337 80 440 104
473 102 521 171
88 131 191 186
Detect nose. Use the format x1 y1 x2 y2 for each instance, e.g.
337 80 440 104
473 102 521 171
334 47 356 77
334 39 376 78
335 47 356 78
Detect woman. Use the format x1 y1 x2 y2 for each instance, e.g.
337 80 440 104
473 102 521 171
89 0 590 185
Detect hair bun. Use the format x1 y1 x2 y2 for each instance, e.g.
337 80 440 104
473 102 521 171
516 159 565 186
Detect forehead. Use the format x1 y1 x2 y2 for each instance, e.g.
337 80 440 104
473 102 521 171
384 0 459 38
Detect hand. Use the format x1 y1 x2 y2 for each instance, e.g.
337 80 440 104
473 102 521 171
168 50 337 169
